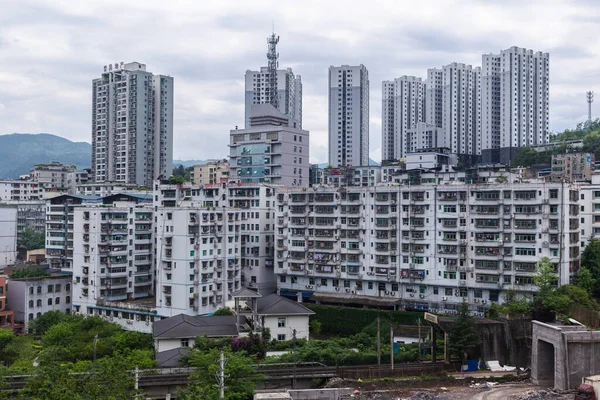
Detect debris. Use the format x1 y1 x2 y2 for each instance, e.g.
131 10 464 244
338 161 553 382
508 389 560 399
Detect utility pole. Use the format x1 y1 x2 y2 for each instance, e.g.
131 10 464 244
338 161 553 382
390 322 394 370
292 329 297 389
587 91 594 128
93 334 98 370
134 366 139 396
215 350 228 399
376 311 381 366
418 318 422 361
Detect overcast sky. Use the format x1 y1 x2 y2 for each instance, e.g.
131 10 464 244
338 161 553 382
0 0 598 163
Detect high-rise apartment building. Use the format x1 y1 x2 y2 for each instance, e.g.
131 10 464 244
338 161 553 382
244 34 302 128
381 76 425 161
230 104 309 187
92 62 173 187
441 63 481 159
425 69 443 128
481 47 550 164
328 65 369 168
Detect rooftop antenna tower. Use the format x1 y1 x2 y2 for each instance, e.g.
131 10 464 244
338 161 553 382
266 25 279 109
587 91 594 128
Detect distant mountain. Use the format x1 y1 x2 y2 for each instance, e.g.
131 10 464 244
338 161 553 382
173 159 207 168
0 134 92 179
315 158 380 168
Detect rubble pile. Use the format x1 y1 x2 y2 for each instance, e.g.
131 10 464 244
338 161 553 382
508 389 560 400
401 391 452 400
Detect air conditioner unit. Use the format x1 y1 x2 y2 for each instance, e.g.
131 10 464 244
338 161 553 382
482 300 487 304
474 299 479 303
351 290 356 294
316 284 321 287
385 290 389 295
335 286 340 291
409 293 414 298
442 296 448 301
419 294 425 299
305 285 310 289
390 292 395 296
345 288 351 293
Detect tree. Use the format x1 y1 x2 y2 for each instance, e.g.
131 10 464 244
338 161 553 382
582 239 600 297
17 228 45 250
28 310 66 335
178 348 264 400
309 320 322 337
0 330 17 366
576 267 597 296
533 257 571 314
448 302 480 367
213 308 233 316
511 147 538 168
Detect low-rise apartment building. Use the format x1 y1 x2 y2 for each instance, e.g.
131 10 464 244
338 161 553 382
7 273 72 331
0 180 43 201
192 160 230 185
274 178 581 314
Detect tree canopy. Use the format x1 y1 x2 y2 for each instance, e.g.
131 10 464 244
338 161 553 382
582 239 600 297
448 302 481 366
9 267 48 280
17 228 45 250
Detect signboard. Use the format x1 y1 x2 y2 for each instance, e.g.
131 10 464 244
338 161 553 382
424 312 438 324
393 342 400 354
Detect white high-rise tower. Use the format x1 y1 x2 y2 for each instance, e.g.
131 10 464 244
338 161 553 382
481 47 549 164
92 62 173 186
244 33 302 128
381 76 425 161
328 65 369 167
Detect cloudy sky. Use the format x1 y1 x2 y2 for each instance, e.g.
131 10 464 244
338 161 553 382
0 0 598 163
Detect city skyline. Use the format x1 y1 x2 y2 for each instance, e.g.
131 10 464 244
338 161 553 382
0 0 598 165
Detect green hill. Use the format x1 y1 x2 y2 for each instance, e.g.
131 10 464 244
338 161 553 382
0 133 92 178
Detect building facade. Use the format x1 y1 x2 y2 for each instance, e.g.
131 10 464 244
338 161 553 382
192 160 230 186
328 65 369 167
229 104 309 187
154 208 242 317
154 180 277 294
551 153 595 182
29 162 89 196
0 206 18 268
441 63 481 158
0 181 43 201
381 76 425 161
274 178 580 313
481 47 550 164
7 274 72 331
91 62 173 186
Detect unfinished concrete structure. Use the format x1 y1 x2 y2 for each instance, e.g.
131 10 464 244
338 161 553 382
531 320 600 390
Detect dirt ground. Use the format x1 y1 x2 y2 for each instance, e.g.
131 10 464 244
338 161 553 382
331 379 576 400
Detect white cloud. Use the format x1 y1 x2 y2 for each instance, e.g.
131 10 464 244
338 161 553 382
0 0 598 163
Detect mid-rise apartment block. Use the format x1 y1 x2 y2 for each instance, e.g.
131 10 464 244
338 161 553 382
481 47 549 164
154 180 277 294
0 206 18 268
329 65 369 167
229 104 309 187
154 208 242 317
381 76 425 161
192 160 230 186
0 181 43 201
274 176 580 313
92 62 173 186
76 182 139 197
29 162 89 196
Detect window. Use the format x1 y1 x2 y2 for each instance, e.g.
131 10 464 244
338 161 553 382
28 300 34 308
181 339 190 347
29 287 34 295
48 298 53 306
66 296 71 304
36 299 42 307
277 334 286 341
277 318 286 328
28 313 34 321
55 297 60 305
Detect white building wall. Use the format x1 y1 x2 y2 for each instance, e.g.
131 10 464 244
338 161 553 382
156 338 196 353
0 207 17 267
328 65 369 167
0 181 43 201
7 277 72 331
262 315 310 341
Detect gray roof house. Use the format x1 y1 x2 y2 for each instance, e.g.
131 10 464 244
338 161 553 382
153 314 240 354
